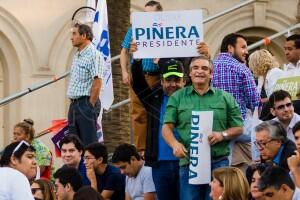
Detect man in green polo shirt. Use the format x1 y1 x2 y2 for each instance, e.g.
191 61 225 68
162 55 243 200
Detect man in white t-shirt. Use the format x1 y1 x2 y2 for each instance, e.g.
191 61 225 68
283 34 300 75
258 166 300 200
0 140 37 200
112 143 157 200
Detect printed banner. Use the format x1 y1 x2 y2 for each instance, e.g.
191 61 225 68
189 111 213 185
132 10 203 58
273 76 300 100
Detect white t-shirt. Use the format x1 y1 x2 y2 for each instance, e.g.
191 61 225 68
283 61 300 77
274 113 300 142
0 167 34 200
292 187 300 200
125 164 156 200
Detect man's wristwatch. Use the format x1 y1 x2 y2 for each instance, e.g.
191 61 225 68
221 131 229 140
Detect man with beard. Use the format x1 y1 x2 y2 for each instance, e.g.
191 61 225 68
212 33 261 171
212 33 260 124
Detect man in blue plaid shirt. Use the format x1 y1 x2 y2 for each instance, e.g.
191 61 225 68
120 1 163 152
67 23 103 145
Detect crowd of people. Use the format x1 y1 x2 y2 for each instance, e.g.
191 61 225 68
2 0 300 200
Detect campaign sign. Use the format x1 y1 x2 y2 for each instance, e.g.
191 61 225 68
189 111 213 185
132 10 203 58
273 76 300 100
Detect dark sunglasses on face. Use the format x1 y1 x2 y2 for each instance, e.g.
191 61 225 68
275 102 292 110
31 187 43 195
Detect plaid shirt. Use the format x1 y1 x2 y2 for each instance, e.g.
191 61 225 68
212 53 260 119
122 27 159 72
67 43 104 99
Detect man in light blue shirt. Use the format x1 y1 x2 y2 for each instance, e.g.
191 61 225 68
67 23 104 145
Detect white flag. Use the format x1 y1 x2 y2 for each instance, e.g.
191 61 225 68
92 0 114 110
86 0 96 23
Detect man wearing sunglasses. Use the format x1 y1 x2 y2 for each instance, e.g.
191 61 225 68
255 120 296 171
269 90 300 142
0 140 37 199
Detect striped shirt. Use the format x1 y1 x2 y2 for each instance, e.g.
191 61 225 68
67 43 104 99
122 27 159 72
212 53 260 119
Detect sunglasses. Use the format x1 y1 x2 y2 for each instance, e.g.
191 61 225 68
275 102 292 110
31 187 43 194
13 140 30 154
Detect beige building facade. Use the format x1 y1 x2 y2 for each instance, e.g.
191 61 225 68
0 0 299 150
0 0 83 148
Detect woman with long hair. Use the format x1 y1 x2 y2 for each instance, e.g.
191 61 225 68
246 163 272 200
210 167 249 200
31 179 56 200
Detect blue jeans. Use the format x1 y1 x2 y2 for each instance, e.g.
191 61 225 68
68 97 101 145
179 158 229 200
152 161 179 200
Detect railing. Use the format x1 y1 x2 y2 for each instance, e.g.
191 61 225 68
0 55 119 107
247 23 300 51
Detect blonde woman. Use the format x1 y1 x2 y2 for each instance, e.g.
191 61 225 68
210 167 249 200
249 49 283 98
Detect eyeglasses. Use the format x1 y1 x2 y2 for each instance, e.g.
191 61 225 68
13 140 30 154
275 102 292 110
254 139 275 149
83 156 96 160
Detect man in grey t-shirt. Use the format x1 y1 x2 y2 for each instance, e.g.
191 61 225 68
112 143 157 200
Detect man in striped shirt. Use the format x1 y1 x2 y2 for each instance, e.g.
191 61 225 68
67 23 104 145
